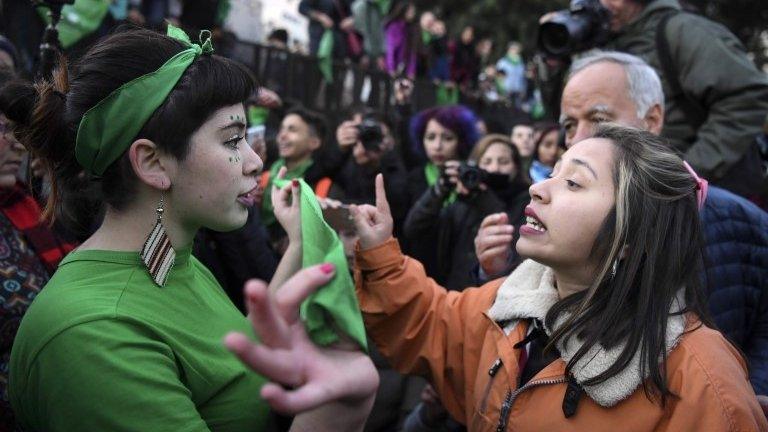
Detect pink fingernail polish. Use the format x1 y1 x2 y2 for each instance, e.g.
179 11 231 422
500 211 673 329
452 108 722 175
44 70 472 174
292 179 299 187
320 263 335 274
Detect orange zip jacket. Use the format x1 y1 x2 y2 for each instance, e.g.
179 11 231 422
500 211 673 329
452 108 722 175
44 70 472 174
355 239 767 432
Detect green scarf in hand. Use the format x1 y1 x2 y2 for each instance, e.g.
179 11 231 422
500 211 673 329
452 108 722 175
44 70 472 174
272 177 367 350
260 158 313 228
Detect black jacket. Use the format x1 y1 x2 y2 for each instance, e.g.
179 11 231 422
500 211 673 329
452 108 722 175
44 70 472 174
193 208 278 311
332 151 410 237
404 181 529 289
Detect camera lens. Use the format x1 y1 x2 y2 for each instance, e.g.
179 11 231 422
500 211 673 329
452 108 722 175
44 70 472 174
356 118 384 151
539 22 572 57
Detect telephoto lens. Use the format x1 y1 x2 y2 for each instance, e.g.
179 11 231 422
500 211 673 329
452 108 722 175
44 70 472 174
538 0 611 57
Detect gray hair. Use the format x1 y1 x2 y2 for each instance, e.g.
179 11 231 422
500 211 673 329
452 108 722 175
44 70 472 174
567 50 664 119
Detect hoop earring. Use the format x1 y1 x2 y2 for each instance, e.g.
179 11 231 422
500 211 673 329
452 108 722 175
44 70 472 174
140 192 176 287
610 258 619 280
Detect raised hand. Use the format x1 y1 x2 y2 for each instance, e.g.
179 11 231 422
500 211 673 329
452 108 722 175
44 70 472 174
474 213 515 277
393 78 414 104
255 87 282 109
272 167 301 243
336 120 359 152
224 264 378 417
350 174 393 250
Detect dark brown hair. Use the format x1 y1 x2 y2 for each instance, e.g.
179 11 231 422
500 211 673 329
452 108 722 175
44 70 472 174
6 26 255 234
545 124 713 405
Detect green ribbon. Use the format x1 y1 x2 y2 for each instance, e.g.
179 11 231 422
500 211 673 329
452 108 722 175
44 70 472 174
272 177 368 351
74 24 214 176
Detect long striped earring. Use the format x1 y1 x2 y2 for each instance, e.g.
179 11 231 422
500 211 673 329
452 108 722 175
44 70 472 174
141 193 175 287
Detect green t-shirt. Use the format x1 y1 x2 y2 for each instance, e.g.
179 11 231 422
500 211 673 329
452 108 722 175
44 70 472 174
9 248 269 431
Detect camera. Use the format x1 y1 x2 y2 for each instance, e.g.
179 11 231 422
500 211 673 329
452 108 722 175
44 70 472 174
458 162 489 192
538 0 611 57
355 117 384 152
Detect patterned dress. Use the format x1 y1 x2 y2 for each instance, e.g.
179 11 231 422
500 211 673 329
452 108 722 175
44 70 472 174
0 212 51 430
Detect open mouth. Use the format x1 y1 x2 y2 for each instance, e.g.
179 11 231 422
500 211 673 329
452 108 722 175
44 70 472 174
524 215 547 233
236 185 259 207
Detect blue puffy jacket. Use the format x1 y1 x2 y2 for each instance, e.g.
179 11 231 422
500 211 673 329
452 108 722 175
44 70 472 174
701 186 768 394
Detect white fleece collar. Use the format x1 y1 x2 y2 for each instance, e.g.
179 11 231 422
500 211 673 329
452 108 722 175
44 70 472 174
488 259 686 407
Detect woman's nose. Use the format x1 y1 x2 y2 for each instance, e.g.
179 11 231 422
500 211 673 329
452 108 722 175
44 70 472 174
242 142 263 175
529 178 550 203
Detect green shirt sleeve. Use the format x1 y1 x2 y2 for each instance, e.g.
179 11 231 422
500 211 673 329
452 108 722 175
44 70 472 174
16 319 211 432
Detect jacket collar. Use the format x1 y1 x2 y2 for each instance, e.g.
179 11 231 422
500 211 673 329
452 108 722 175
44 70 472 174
488 259 686 407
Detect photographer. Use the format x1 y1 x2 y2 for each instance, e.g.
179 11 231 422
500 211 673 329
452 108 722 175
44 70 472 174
539 0 768 200
333 108 410 237
404 134 529 290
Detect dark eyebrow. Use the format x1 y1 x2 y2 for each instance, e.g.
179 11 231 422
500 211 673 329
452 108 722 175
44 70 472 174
219 121 246 131
570 158 598 179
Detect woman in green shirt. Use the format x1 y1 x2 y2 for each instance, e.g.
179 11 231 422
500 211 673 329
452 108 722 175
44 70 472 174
7 25 377 431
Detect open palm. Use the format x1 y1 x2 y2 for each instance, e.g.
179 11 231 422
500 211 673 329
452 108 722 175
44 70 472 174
224 265 378 415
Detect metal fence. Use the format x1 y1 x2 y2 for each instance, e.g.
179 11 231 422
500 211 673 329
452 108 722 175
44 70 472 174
223 40 529 130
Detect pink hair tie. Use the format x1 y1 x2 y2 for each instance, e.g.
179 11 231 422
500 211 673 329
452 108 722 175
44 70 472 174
683 161 708 210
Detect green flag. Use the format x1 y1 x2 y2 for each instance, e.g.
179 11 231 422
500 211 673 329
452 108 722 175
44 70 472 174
273 177 368 351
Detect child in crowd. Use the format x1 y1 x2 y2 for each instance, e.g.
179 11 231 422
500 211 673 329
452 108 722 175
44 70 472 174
529 124 561 183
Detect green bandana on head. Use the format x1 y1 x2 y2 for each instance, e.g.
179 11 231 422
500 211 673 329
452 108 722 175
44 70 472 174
75 25 214 176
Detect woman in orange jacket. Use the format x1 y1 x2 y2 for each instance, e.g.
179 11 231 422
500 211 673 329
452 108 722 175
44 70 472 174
351 124 768 431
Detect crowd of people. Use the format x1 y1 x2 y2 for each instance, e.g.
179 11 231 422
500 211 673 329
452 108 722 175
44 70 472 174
299 0 542 111
0 0 767 431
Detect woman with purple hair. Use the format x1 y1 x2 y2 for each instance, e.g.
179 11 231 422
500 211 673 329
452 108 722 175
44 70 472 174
402 104 480 278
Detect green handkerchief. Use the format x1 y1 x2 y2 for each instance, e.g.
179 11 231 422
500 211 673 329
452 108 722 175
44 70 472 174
273 178 367 351
38 0 111 49
318 29 334 83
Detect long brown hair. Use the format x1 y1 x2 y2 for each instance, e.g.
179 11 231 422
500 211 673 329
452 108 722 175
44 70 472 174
545 124 714 405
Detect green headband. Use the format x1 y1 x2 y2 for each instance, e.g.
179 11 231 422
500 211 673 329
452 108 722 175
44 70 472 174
75 25 214 176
